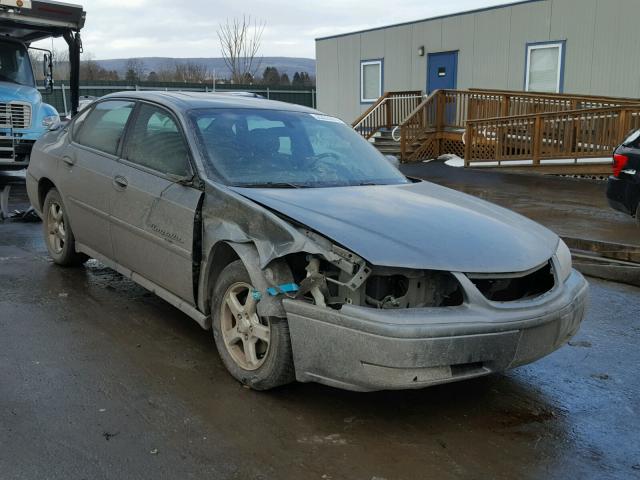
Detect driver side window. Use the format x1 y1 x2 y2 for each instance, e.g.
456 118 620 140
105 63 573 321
124 104 191 178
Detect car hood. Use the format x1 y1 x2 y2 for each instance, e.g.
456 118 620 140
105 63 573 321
0 81 40 104
230 181 559 273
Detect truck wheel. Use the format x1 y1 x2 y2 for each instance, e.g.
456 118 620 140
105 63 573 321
43 189 88 266
211 260 295 390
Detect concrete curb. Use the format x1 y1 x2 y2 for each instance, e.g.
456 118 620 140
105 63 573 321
563 236 640 287
563 237 640 263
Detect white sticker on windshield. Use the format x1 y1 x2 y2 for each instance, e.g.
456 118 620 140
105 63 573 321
310 114 345 124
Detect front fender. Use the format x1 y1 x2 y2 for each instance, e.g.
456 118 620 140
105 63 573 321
198 241 294 326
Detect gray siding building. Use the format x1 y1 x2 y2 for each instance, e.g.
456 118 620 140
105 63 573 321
315 0 640 123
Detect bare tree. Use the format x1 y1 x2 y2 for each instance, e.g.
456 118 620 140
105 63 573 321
155 62 178 82
174 61 210 83
80 52 102 81
124 58 146 83
218 15 264 84
52 48 70 81
79 53 119 81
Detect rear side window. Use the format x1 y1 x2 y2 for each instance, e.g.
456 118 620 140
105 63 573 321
75 101 135 156
124 103 191 177
623 130 640 148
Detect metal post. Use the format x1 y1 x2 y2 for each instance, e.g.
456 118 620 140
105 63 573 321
267 88 270 99
61 83 68 117
63 30 81 117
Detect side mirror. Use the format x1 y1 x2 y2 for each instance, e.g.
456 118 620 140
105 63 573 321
43 54 54 94
385 154 400 169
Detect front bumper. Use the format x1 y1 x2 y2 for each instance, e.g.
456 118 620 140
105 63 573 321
0 131 35 170
284 269 589 392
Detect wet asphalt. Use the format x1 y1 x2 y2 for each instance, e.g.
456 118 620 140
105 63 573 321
1 180 640 480
401 161 640 247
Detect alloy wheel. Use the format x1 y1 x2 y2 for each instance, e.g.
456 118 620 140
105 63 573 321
220 282 271 371
46 202 66 255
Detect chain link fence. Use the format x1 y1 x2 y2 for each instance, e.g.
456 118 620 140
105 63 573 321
38 81 317 116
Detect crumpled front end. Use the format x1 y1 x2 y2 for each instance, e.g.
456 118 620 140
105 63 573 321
281 255 588 392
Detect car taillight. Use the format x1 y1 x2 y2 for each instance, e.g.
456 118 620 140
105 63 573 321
613 154 629 177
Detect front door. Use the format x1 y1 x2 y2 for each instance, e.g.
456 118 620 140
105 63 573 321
110 102 202 303
427 51 458 94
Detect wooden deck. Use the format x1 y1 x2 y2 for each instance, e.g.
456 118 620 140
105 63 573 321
353 88 640 174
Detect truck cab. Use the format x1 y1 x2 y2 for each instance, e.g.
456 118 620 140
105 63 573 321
0 36 59 170
0 0 85 171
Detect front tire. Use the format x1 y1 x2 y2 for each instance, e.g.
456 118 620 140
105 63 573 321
211 260 295 390
43 188 88 266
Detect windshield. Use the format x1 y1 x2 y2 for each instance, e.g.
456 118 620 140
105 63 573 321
0 41 35 87
188 108 409 188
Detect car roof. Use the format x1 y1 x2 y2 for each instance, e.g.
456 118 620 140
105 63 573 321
100 90 320 115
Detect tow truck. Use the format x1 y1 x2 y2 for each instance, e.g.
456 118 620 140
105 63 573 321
0 0 84 219
0 0 84 171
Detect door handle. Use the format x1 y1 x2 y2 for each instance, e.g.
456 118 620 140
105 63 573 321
113 175 128 190
62 156 75 167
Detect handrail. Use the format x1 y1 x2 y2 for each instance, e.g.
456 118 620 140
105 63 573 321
398 90 441 159
469 88 640 105
352 92 392 128
352 91 423 139
464 104 640 166
465 104 640 124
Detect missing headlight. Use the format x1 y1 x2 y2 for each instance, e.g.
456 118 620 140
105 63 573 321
364 271 463 309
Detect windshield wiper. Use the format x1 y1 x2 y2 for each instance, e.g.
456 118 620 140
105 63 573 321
235 182 307 189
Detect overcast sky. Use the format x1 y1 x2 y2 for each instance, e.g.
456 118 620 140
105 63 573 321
34 0 514 59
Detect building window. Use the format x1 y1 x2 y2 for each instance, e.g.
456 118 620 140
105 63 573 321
525 42 565 93
361 60 383 103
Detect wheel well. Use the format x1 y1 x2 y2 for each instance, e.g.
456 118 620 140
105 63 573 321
204 242 240 315
38 178 56 210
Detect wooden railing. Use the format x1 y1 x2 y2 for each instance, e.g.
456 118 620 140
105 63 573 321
398 88 640 160
352 91 423 139
398 90 440 158
464 106 640 166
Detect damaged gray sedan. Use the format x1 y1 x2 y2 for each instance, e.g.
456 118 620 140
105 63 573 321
26 92 589 391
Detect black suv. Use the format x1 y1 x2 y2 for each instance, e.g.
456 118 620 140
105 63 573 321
607 130 640 225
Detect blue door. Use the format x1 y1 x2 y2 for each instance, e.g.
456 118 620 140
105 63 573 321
427 51 458 94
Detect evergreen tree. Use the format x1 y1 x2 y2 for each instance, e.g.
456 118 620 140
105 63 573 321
262 66 281 85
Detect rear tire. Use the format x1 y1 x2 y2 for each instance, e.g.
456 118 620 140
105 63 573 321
211 260 295 390
43 188 88 266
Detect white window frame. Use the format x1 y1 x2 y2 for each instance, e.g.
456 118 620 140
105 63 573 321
360 59 383 103
525 42 564 93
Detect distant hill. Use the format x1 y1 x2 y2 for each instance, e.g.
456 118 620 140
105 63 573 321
95 57 316 80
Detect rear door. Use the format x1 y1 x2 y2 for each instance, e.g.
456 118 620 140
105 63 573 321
61 100 136 259
110 102 202 303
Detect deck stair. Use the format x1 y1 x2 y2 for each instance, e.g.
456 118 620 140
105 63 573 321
353 88 640 174
371 130 402 156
